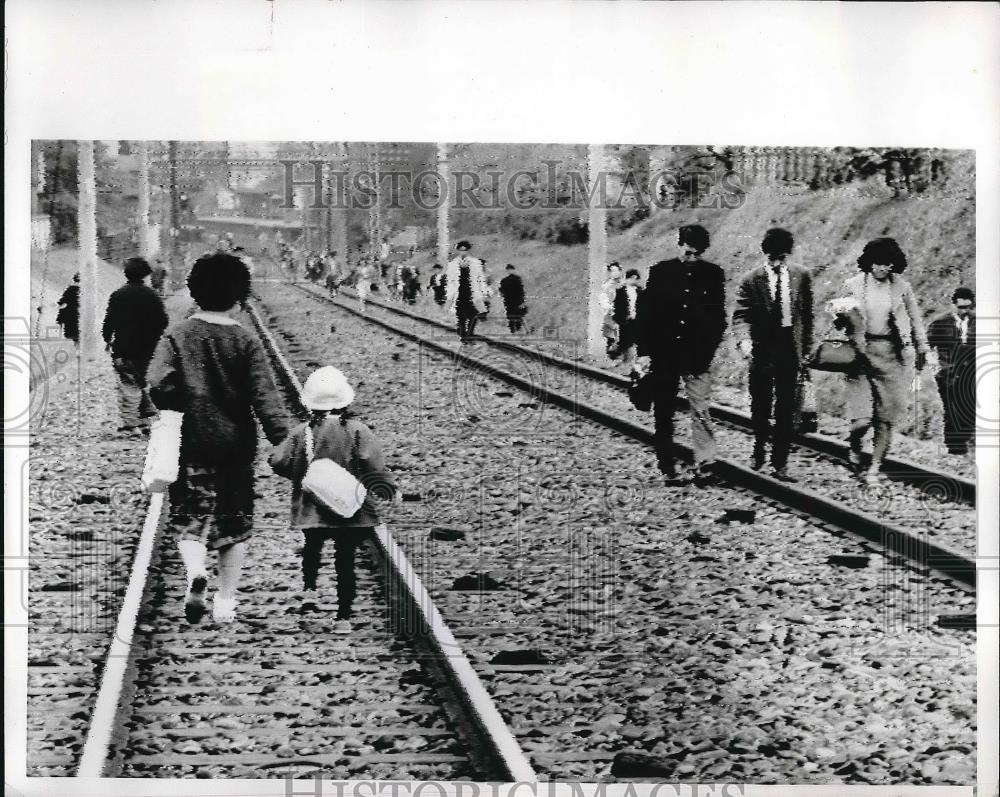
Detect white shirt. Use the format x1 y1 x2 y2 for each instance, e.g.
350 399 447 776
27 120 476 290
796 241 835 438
765 261 792 328
862 277 893 336
624 284 638 320
954 313 970 344
598 278 621 312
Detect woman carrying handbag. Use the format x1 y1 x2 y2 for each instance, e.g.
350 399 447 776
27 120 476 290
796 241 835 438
813 239 929 484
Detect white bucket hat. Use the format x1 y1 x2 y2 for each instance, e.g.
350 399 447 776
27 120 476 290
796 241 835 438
301 366 355 410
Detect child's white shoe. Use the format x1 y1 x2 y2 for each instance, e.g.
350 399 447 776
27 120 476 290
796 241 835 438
213 596 238 623
300 589 321 614
332 619 352 635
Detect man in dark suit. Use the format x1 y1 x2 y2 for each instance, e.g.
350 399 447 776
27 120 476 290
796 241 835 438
613 269 643 365
428 264 448 308
928 287 977 455
499 263 528 333
636 225 727 486
732 228 814 481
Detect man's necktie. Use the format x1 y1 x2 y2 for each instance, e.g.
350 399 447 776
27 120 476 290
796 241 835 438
773 267 784 326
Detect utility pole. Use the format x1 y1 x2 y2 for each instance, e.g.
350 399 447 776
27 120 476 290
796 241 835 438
368 143 382 260
136 141 153 259
436 142 450 269
77 140 100 365
334 142 350 259
168 140 181 287
587 144 608 359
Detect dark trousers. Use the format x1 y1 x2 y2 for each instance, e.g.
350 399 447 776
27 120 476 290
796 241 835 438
112 351 157 428
749 330 799 470
505 306 526 333
301 527 375 612
457 311 479 340
937 373 975 453
651 367 716 472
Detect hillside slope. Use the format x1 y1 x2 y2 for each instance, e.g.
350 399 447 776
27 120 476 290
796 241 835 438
410 175 975 442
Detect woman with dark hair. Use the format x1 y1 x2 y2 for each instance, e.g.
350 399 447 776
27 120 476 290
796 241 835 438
838 238 929 484
146 253 290 624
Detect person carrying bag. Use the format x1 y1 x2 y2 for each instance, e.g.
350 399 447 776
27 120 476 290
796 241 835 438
269 366 396 631
808 297 866 374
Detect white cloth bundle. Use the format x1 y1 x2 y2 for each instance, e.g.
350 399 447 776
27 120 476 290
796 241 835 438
301 425 366 518
141 410 183 493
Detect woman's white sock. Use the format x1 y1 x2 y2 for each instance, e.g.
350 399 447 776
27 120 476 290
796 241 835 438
177 540 208 589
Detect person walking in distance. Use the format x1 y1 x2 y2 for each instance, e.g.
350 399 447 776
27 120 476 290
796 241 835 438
613 269 644 366
269 366 396 631
324 250 342 298
428 263 448 311
146 253 291 624
499 263 528 333
635 225 726 486
55 273 81 345
928 287 977 455
599 262 625 358
840 238 929 484
731 228 815 482
445 240 488 343
150 260 169 296
102 258 170 434
356 258 376 314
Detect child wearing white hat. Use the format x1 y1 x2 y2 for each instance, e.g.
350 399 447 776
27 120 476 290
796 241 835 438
269 366 395 632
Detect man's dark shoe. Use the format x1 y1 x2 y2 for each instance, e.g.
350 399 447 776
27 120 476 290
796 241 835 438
692 464 720 487
660 462 686 487
751 444 767 471
771 467 798 483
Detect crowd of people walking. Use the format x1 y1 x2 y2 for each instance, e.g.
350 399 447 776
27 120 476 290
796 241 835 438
56 219 976 627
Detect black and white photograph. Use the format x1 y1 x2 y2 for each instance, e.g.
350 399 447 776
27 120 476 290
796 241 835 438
5 4 999 797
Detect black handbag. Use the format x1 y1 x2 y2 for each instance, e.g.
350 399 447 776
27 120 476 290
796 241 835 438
628 371 655 412
809 338 860 373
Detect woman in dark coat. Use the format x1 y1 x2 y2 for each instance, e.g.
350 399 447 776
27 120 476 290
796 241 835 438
56 273 81 344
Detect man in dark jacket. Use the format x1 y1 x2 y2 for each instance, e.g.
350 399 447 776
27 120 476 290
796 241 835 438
928 287 977 455
56 273 81 344
731 228 814 481
499 263 528 333
636 225 727 485
102 257 170 433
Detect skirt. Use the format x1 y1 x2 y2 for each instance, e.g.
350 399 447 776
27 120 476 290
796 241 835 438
846 339 913 427
168 462 255 549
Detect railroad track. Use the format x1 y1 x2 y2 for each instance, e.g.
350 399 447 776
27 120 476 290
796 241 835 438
249 281 976 783
39 315 536 781
286 281 976 592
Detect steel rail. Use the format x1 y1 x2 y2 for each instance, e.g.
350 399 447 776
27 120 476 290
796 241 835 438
76 493 167 776
245 299 538 782
320 283 974 506
281 286 975 593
